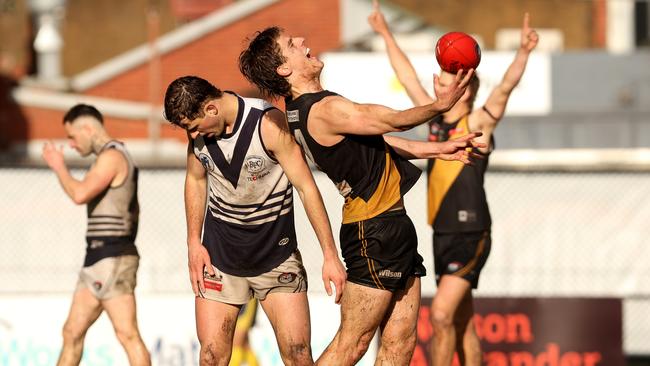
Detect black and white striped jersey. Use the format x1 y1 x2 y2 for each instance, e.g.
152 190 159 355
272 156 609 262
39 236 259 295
193 93 297 277
84 141 139 266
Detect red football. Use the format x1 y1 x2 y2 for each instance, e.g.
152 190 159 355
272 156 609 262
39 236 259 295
435 32 481 74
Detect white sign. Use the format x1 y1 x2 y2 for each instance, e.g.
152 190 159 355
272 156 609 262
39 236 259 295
0 294 377 366
320 52 551 116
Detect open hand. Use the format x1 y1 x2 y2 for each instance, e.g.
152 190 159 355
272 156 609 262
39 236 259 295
438 132 487 164
433 69 475 112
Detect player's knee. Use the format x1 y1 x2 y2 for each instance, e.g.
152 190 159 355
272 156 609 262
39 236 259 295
61 323 85 345
279 341 313 365
381 327 417 354
347 330 374 361
114 325 140 345
200 341 229 366
431 306 454 329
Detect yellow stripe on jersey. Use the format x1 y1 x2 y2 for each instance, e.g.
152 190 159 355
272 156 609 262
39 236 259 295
342 146 402 224
427 115 471 225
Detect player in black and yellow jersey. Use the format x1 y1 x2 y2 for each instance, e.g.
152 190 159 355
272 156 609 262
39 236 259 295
239 27 484 365
370 3 539 365
230 298 259 366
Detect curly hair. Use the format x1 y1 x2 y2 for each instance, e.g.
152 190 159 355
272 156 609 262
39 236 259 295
163 76 223 126
239 27 291 98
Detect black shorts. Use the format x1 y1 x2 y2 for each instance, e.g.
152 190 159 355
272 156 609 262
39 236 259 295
340 209 425 291
433 230 491 289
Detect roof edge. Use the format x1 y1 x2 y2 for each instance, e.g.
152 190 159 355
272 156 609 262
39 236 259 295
13 86 161 120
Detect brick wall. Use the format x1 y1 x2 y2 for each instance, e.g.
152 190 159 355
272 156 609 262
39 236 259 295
84 0 341 103
391 0 595 49
6 0 340 145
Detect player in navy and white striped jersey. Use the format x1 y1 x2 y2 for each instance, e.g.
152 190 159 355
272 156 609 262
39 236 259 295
164 76 346 365
42 104 150 366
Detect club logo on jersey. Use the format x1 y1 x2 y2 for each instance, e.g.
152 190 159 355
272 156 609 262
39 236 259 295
245 156 265 174
457 210 476 223
278 272 297 284
287 110 299 123
93 281 103 291
278 237 290 246
198 153 215 172
245 155 270 182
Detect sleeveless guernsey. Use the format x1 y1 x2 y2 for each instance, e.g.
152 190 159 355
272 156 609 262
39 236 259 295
285 90 420 224
427 114 491 233
193 93 296 277
85 141 139 266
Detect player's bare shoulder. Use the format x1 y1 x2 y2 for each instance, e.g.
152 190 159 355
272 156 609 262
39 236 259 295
262 107 288 133
311 94 353 125
97 147 128 185
260 106 293 155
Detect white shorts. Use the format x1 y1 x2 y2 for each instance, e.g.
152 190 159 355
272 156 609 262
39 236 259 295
76 255 139 300
199 250 307 304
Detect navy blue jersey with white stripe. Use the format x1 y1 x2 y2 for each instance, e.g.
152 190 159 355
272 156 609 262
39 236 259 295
192 93 297 277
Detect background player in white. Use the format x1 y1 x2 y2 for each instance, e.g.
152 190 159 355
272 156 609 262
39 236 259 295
369 2 539 364
164 76 346 365
42 104 150 366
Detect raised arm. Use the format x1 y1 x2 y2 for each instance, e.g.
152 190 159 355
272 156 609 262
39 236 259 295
475 12 539 132
314 68 473 137
184 136 214 296
261 109 346 303
368 0 434 106
384 133 486 163
42 141 121 205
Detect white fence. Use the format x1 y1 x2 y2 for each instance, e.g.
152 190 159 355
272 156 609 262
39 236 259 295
0 164 649 356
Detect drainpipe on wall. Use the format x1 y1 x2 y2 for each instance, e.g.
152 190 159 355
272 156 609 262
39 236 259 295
33 14 62 81
606 0 635 53
29 0 66 88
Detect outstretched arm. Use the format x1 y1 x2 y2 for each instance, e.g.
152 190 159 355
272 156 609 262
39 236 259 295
314 68 473 137
262 109 346 303
184 136 214 296
476 13 539 130
368 0 434 106
384 133 486 163
42 141 121 204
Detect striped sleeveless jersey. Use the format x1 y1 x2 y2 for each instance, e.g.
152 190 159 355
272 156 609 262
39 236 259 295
193 93 297 277
85 141 139 266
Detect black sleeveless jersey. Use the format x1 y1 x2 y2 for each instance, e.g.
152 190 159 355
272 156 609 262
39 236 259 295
427 114 492 233
286 90 420 224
